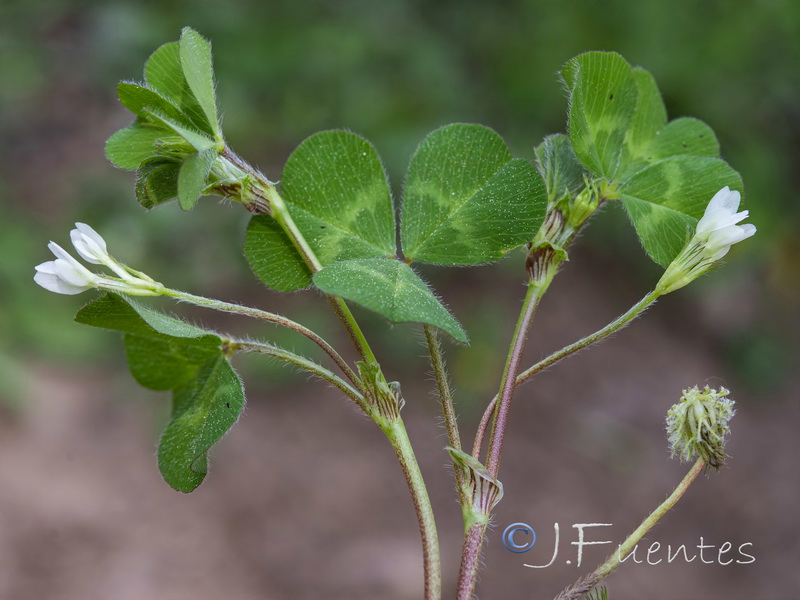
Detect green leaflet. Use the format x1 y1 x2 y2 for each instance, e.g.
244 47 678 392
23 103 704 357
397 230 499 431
145 110 216 152
178 149 216 211
534 134 586 203
244 216 312 291
116 82 188 126
282 130 396 261
620 156 743 266
75 293 217 340
106 120 171 170
313 258 468 343
124 334 220 391
178 27 221 140
158 355 244 493
136 159 180 209
245 130 396 291
562 52 639 181
401 123 547 265
75 294 244 493
144 39 216 137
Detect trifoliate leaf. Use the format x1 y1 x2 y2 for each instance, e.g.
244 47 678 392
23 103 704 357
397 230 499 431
561 51 738 267
76 294 244 494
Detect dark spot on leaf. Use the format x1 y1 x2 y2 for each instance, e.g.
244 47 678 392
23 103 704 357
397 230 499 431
682 142 688 148
320 226 326 229
699 134 705 138
608 94 614 100
226 402 231 408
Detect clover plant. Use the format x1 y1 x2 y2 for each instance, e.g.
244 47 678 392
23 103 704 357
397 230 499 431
35 28 755 599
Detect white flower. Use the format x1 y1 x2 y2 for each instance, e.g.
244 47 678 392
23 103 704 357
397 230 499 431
70 222 110 265
34 223 163 296
656 186 756 295
694 187 757 261
34 242 99 295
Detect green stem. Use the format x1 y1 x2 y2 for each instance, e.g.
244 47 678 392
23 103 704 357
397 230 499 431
228 148 435 596
381 418 442 600
515 290 660 389
262 185 379 366
554 458 705 600
235 340 365 409
422 325 466 501
162 288 359 386
474 290 660 452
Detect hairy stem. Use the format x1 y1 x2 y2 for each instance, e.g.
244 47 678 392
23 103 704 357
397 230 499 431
228 150 437 596
554 458 705 600
457 521 488 600
515 290 660 389
456 282 540 600
382 419 442 600
234 340 364 408
475 290 660 451
423 325 466 500
485 281 541 475
259 175 379 366
163 288 359 386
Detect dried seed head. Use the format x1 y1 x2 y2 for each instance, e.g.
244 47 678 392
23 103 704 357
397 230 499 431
666 385 735 470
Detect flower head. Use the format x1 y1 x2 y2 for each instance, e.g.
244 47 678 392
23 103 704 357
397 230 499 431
34 224 163 296
656 186 756 295
694 187 756 261
667 385 735 470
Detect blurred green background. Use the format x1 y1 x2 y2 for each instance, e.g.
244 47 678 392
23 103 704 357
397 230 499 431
0 1 797 599
1 0 797 397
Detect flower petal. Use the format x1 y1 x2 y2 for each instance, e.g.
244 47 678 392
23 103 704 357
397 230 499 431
53 258 93 287
71 223 110 264
70 231 105 264
34 270 90 295
708 224 753 250
74 223 108 253
704 186 740 215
